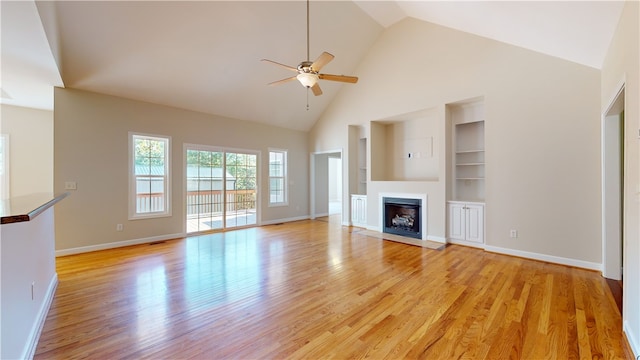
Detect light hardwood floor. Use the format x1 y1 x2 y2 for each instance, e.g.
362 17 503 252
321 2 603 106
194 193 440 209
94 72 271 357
35 219 634 359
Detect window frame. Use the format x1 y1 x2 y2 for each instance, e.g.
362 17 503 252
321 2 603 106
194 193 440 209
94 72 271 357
268 148 288 207
129 132 171 220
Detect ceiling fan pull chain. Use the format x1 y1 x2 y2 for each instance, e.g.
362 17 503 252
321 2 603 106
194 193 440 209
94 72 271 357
306 89 310 111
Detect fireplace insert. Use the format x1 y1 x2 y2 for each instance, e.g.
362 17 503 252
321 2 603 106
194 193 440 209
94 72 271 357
382 197 422 239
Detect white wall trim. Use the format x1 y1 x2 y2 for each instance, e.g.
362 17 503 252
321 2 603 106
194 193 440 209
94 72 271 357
484 245 602 271
624 320 639 358
448 238 486 249
261 215 310 226
601 78 626 280
24 273 58 360
427 235 447 244
364 224 378 232
55 233 185 257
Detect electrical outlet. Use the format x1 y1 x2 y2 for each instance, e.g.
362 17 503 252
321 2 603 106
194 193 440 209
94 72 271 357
116 224 123 231
510 230 518 238
64 181 77 190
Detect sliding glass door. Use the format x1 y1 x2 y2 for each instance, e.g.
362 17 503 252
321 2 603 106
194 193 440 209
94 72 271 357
186 146 258 234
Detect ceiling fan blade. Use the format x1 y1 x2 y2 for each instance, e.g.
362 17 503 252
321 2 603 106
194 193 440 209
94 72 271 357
261 59 298 72
319 73 358 84
311 52 334 72
311 83 322 96
268 76 297 86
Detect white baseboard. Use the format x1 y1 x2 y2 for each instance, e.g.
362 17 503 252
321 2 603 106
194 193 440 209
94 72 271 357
427 235 447 244
484 245 602 271
56 233 185 257
448 238 486 249
624 321 640 359
364 225 378 232
261 215 310 226
24 273 58 360
55 218 315 256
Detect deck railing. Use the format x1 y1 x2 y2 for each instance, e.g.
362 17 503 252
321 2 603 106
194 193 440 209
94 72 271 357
136 190 257 215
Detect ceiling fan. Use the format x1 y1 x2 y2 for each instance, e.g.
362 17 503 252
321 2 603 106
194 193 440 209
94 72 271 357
261 0 358 97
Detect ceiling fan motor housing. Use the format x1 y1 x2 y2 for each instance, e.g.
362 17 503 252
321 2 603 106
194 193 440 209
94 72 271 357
297 61 317 74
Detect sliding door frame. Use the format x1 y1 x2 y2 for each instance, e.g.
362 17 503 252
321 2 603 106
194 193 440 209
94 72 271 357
183 143 261 235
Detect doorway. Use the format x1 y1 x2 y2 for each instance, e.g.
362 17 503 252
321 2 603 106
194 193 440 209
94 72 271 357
310 150 343 223
602 84 625 310
185 145 258 234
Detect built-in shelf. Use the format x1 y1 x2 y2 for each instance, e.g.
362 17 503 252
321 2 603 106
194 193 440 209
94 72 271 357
358 138 367 195
449 99 485 202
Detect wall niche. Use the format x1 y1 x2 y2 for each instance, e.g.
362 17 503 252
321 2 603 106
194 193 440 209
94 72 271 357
370 108 440 181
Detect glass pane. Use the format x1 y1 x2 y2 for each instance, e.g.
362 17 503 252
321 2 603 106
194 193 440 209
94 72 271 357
226 152 237 165
198 150 211 166
199 166 212 178
186 149 198 166
212 152 223 167
135 138 150 158
151 178 165 195
149 140 164 159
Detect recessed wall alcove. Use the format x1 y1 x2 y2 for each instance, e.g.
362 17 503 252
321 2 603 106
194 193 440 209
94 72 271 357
370 107 440 182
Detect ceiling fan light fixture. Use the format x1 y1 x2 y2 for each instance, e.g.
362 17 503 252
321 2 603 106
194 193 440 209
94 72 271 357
296 72 318 88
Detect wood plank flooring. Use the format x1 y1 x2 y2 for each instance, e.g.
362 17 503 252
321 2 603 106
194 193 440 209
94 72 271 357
35 219 633 359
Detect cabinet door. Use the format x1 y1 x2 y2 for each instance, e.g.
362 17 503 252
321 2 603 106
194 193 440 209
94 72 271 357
465 204 484 243
359 197 367 224
351 196 360 224
351 196 367 226
449 203 466 240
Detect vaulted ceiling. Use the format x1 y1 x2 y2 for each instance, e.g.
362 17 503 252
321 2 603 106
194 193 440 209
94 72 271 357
1 1 625 131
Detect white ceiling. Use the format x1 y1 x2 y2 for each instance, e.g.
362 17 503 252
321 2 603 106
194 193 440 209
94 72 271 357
1 1 625 131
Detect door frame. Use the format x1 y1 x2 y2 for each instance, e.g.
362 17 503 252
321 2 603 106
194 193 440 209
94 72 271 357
601 80 625 280
310 149 343 222
183 143 261 234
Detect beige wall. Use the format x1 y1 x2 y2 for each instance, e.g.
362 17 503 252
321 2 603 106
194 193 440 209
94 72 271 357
601 1 640 354
310 18 601 263
0 104 54 197
54 88 309 252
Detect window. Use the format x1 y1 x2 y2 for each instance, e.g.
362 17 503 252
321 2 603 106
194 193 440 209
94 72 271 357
268 149 287 206
129 133 171 219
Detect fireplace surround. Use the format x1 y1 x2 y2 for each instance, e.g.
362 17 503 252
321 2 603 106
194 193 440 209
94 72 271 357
382 195 424 240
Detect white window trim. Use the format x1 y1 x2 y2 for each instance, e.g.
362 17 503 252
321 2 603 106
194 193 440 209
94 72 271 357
128 132 172 220
268 148 288 207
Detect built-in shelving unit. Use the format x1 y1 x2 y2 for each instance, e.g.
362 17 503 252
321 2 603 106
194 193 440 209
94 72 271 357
349 125 368 227
358 138 367 195
447 97 485 245
450 100 485 202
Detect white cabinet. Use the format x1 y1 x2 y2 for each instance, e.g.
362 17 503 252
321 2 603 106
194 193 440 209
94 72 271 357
351 195 367 227
448 201 484 244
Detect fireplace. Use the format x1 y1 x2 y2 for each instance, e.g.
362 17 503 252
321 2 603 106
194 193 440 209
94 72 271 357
383 197 422 240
